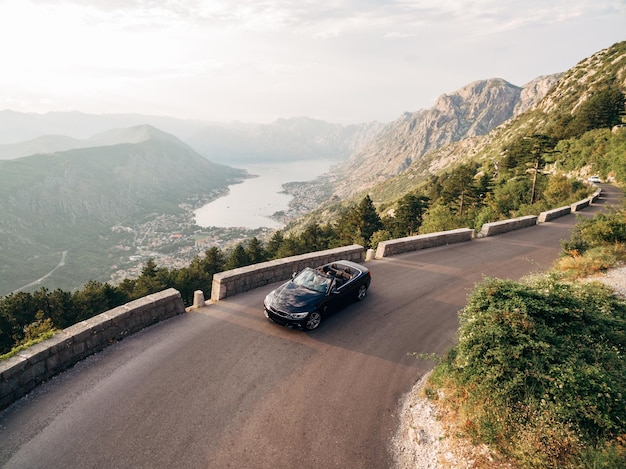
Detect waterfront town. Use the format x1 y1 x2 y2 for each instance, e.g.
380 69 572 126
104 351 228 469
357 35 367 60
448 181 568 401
107 175 332 285
108 205 274 285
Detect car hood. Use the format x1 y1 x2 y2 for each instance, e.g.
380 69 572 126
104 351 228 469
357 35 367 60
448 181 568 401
268 281 325 312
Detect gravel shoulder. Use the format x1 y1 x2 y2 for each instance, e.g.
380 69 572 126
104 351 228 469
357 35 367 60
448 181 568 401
393 372 507 469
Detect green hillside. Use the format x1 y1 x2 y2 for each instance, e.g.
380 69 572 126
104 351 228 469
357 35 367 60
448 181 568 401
0 126 246 295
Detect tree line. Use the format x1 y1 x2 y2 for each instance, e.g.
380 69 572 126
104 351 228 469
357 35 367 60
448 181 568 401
1 84 623 357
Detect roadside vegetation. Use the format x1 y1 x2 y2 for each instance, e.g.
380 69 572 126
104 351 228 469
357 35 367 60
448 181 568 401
424 208 626 468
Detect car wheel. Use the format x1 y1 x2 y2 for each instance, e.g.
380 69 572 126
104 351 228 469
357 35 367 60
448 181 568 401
304 311 322 330
356 284 368 301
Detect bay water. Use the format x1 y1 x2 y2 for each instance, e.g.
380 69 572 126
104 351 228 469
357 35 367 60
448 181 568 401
194 159 335 229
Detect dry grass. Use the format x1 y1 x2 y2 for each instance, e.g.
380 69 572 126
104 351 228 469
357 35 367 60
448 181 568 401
553 244 625 280
422 377 518 468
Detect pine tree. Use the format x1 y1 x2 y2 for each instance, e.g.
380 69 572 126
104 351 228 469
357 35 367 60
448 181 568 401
299 223 327 252
225 243 250 270
475 172 494 207
246 237 267 264
335 204 361 246
276 237 301 258
266 231 284 259
169 267 198 306
392 193 430 237
569 86 625 136
357 195 384 248
440 164 478 217
132 262 167 300
203 247 225 275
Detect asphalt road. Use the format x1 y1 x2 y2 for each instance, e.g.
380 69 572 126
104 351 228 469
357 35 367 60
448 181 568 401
11 250 68 294
0 186 621 469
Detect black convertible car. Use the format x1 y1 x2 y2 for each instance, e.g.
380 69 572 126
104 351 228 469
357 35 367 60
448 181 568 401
263 260 371 330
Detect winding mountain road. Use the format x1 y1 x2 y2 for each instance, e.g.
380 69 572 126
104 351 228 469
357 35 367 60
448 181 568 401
0 186 621 469
12 250 68 294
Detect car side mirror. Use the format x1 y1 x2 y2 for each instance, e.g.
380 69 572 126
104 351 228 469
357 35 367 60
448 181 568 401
291 272 297 279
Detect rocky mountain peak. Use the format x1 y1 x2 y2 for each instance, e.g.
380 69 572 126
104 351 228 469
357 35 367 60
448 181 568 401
538 43 626 115
331 74 562 197
515 74 564 115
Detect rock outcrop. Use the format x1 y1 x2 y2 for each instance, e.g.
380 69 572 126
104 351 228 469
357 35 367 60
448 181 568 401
332 75 562 197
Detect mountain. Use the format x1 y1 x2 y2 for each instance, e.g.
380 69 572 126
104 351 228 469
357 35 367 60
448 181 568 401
3 42 623 294
0 113 384 166
87 124 191 147
0 134 88 160
0 110 207 144
0 125 242 220
0 126 190 161
0 125 246 295
329 75 563 198
186 116 385 164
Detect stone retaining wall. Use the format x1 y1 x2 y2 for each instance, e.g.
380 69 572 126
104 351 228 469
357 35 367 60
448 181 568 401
478 215 538 237
210 245 364 301
0 288 185 411
591 188 601 202
571 198 591 212
536 189 602 222
538 206 571 223
374 228 474 258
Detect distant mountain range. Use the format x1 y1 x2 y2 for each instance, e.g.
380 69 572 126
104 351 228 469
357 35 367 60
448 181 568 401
0 124 244 219
0 110 207 145
0 112 383 164
186 117 385 164
0 113 382 295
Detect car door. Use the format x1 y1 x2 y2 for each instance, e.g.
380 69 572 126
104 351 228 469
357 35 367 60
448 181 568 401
326 276 356 312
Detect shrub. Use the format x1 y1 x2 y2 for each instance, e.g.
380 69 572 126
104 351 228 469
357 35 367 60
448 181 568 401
553 246 621 280
562 210 626 255
0 311 59 360
434 275 626 466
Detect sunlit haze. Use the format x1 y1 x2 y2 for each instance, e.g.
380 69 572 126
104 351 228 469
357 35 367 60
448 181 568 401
1 0 624 124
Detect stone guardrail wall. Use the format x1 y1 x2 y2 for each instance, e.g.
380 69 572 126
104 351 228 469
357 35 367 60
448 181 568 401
572 198 591 212
374 228 474 258
210 244 364 301
592 188 602 202
572 188 602 211
538 205 571 223
478 215 538 237
531 189 602 222
375 189 602 256
540 188 599 217
0 288 185 411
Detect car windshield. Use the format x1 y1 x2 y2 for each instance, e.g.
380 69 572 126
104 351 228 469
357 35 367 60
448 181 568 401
293 268 331 293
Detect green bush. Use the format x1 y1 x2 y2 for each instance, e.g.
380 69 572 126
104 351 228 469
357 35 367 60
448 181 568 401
0 311 59 360
562 210 626 255
434 275 626 466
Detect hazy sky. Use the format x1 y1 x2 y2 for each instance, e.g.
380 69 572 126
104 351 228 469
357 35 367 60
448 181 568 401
0 0 624 124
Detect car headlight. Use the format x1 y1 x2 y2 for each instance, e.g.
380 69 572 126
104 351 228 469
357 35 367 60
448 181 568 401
289 312 309 319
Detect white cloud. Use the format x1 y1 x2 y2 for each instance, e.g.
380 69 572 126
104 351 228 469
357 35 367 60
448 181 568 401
0 0 624 122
